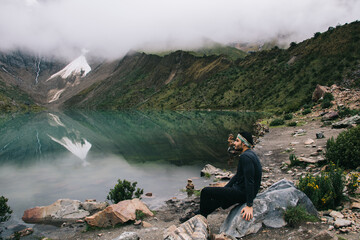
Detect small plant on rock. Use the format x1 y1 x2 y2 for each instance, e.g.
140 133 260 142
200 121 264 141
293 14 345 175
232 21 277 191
284 205 318 227
107 179 144 204
0 196 12 223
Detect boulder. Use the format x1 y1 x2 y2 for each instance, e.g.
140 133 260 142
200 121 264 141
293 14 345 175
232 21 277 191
332 114 360 129
322 112 339 121
220 179 318 239
164 215 209 240
22 199 90 224
334 218 352 228
85 198 153 228
81 201 108 214
298 157 325 164
201 164 233 180
312 85 329 102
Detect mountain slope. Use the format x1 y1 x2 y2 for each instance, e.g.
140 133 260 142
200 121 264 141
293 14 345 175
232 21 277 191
65 21 360 112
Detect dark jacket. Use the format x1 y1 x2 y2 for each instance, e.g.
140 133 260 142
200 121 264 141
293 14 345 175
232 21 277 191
225 149 262 207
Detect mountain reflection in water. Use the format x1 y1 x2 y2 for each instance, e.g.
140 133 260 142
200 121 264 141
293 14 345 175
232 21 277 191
0 110 260 221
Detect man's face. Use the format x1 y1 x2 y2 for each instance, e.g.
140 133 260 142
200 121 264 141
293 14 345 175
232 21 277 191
233 138 243 151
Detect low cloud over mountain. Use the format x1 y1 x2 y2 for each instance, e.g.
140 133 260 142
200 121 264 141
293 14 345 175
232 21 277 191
0 0 359 60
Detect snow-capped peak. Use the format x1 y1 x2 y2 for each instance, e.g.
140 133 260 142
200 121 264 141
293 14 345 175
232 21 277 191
48 55 91 80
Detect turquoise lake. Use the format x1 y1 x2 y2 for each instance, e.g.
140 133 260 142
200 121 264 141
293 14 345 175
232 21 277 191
0 110 260 223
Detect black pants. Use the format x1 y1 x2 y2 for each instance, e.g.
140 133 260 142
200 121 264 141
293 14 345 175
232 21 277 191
200 186 246 217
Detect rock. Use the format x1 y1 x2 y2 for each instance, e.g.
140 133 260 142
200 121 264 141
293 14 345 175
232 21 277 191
304 139 315 145
329 211 344 219
310 152 319 156
85 198 153 228
212 232 233 240
164 215 209 240
10 228 34 238
113 232 140 240
322 112 339 121
334 218 352 228
145 192 153 197
298 157 324 164
316 132 325 139
332 115 360 129
220 179 317 239
201 164 233 179
312 85 329 102
351 202 360 209
186 179 195 191
22 199 90 224
310 230 335 240
142 221 152 228
81 201 108 214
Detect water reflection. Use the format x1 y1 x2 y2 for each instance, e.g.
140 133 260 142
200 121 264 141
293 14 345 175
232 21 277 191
0 110 260 223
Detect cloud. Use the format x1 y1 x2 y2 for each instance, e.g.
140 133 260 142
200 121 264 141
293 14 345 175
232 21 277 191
0 0 359 60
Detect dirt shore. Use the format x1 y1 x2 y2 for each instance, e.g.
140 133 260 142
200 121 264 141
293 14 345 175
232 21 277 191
21 117 360 240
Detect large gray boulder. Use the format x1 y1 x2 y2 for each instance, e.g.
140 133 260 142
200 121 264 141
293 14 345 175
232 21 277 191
220 179 318 239
332 114 360 129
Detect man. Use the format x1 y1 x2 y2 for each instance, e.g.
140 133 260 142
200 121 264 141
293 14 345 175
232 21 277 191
183 131 262 222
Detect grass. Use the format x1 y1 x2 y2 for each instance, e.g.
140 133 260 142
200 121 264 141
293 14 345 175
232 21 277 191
284 205 319 227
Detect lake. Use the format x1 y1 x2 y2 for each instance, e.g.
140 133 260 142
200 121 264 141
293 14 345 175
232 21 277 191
0 110 259 224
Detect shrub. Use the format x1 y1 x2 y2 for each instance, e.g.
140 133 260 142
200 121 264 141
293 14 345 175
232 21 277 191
347 173 360 196
107 179 144 204
297 164 345 210
302 108 311 115
270 118 285 126
284 113 293 120
0 196 12 223
338 107 360 118
287 122 297 127
321 100 332 109
289 154 303 167
325 126 360 169
284 205 318 227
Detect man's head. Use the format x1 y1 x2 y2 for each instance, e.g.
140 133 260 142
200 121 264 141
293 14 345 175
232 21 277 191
233 131 254 152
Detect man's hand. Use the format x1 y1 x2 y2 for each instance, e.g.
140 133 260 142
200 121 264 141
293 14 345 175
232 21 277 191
241 206 253 221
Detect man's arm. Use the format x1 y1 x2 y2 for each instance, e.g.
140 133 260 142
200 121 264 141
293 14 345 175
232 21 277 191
241 155 255 208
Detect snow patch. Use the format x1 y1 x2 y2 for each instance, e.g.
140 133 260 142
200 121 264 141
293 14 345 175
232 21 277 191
47 55 91 80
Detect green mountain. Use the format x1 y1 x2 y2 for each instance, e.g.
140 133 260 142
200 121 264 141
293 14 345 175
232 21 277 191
64 21 360 113
0 78 41 112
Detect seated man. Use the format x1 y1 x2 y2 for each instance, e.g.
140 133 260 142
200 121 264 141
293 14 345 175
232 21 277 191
182 131 262 222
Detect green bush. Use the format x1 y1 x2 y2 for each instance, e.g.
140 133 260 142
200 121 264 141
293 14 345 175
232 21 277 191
321 100 332 109
326 126 360 169
338 107 360 118
287 122 297 127
107 179 144 204
0 196 12 222
297 164 345 210
284 205 318 227
347 173 359 196
302 108 311 115
270 118 285 126
284 113 293 120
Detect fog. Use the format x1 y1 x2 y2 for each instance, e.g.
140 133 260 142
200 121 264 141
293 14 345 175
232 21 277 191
0 0 359 60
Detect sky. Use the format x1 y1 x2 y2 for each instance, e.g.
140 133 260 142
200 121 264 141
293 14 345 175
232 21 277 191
0 0 359 60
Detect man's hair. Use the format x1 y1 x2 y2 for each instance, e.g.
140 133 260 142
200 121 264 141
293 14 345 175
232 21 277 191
239 131 254 146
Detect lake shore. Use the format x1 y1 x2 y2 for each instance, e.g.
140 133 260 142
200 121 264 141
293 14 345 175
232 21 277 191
18 114 358 240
